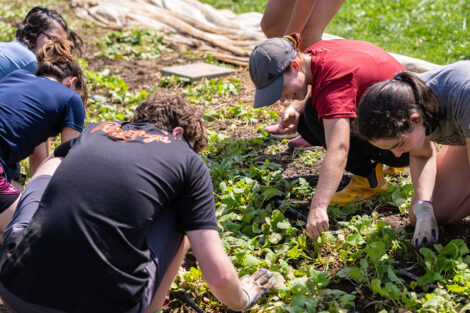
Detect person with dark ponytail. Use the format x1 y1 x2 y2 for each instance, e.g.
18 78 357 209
249 34 409 239
0 6 82 79
357 62 470 248
0 39 86 233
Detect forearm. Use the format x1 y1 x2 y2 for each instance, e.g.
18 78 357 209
310 148 348 211
29 141 49 176
284 0 317 35
203 262 246 310
188 229 246 310
410 149 436 202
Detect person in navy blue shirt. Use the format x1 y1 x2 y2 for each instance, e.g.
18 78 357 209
0 7 83 193
0 38 86 235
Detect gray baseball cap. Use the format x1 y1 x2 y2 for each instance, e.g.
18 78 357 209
249 37 297 108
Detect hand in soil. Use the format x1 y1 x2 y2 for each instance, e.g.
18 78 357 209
239 268 275 309
412 201 439 248
307 207 329 238
279 106 300 134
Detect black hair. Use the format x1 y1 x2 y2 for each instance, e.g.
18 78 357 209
16 7 82 55
357 71 440 141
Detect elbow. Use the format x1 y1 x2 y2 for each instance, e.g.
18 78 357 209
330 142 349 157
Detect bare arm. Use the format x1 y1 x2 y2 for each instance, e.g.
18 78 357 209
284 0 317 36
61 127 81 144
408 139 438 247
187 229 246 310
409 139 436 214
29 127 81 176
306 117 350 238
29 141 49 176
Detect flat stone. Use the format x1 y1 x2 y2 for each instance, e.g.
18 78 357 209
160 62 235 82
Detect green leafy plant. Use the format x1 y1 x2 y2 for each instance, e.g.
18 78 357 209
96 28 171 60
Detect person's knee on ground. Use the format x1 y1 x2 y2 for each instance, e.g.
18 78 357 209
431 145 470 225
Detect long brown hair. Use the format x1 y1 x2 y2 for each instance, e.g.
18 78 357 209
357 71 440 140
36 39 88 105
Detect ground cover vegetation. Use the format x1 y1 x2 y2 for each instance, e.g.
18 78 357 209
1 0 470 312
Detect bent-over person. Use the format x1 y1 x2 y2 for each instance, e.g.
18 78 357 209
0 94 273 313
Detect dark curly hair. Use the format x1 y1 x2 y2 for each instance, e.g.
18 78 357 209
36 39 88 105
357 71 440 141
16 7 82 55
131 94 208 153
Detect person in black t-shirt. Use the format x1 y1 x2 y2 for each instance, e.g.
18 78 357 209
0 94 274 313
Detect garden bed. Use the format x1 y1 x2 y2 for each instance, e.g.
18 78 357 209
1 1 470 312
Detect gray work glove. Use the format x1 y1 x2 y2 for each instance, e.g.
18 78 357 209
412 200 438 248
234 268 275 311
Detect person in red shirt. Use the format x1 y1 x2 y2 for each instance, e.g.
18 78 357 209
249 33 409 238
260 0 346 149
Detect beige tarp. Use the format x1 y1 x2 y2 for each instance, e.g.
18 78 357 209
72 0 441 71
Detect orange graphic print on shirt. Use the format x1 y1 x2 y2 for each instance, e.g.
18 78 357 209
91 122 171 143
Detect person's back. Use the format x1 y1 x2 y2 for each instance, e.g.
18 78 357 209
306 39 405 119
0 69 84 176
0 120 216 312
0 41 37 79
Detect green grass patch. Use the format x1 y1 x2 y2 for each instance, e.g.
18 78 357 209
327 0 470 64
96 28 171 60
199 0 469 64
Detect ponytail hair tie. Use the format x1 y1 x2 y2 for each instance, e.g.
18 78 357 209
283 35 296 47
283 33 301 50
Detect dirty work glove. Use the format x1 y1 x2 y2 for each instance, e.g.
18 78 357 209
412 200 438 248
235 268 275 311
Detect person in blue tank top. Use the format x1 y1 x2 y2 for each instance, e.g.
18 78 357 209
0 38 87 236
0 6 82 79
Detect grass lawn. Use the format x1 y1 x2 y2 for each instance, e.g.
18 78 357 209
200 0 470 65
